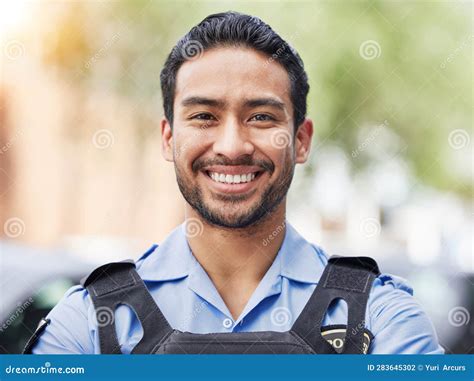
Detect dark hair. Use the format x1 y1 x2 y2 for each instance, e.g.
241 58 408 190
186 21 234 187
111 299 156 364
160 11 310 131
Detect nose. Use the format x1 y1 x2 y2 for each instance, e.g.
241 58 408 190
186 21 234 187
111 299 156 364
212 118 254 160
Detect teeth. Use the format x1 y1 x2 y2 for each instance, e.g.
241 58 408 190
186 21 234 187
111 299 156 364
208 172 258 184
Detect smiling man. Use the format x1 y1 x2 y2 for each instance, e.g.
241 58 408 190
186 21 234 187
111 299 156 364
25 11 443 354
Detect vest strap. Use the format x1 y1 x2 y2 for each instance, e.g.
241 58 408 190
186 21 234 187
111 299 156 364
290 256 380 354
22 318 51 354
83 256 380 354
81 260 173 354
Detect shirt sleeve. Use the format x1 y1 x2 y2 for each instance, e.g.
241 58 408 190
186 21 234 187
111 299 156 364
31 285 96 354
368 273 444 354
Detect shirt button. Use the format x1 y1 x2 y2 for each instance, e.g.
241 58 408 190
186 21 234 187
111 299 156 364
222 318 233 329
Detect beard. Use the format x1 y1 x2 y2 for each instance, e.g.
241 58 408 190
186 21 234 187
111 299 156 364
175 153 295 229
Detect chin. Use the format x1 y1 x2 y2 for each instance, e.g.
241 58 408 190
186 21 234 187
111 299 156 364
198 201 268 229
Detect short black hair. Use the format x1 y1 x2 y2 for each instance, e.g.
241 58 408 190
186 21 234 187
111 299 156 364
160 11 310 131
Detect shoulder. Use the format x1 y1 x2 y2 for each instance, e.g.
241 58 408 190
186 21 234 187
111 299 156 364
31 284 96 354
32 245 161 354
311 246 444 354
367 271 444 354
369 272 414 315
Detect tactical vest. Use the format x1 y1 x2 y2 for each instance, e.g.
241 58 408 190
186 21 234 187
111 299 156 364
24 256 380 354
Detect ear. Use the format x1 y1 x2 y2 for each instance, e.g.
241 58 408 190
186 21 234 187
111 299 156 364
161 118 173 162
294 118 313 164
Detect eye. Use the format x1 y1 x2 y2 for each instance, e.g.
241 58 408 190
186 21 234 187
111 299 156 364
249 114 275 122
191 113 216 121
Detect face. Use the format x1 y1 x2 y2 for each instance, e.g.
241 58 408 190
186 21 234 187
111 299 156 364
161 46 312 229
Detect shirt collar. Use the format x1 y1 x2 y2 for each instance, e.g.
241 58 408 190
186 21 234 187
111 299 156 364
279 222 327 284
136 220 327 285
137 223 192 281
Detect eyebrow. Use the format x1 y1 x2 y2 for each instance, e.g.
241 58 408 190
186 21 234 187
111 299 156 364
244 98 286 111
180 96 286 111
181 96 226 108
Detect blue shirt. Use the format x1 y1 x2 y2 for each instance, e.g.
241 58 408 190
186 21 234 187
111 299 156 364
32 222 444 354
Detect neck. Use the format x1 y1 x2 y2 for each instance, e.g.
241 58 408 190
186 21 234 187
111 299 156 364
186 203 287 284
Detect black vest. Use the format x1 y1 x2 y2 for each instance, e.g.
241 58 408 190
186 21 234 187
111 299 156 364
24 256 380 354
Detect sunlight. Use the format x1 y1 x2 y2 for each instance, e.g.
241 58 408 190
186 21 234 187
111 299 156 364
0 0 32 40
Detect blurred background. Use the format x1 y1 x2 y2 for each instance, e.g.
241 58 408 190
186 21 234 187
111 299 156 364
0 0 472 354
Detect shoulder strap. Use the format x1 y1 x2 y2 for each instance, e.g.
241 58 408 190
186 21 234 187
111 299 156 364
81 260 173 354
22 318 51 354
290 255 380 354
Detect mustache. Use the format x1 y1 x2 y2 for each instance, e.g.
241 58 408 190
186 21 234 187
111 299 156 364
192 155 274 174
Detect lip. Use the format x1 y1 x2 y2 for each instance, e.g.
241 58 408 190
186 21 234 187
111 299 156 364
201 165 263 175
200 169 265 195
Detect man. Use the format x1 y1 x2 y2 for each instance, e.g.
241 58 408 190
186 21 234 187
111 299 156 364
27 11 443 354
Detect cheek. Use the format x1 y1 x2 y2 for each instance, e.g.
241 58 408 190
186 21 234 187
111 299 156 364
251 130 291 168
174 132 210 169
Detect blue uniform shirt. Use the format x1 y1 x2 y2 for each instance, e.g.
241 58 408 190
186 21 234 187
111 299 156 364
32 222 444 354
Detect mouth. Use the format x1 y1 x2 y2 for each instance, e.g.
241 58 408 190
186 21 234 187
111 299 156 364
207 171 263 184
200 165 265 194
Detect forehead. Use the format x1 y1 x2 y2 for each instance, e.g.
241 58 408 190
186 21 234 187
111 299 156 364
174 46 292 109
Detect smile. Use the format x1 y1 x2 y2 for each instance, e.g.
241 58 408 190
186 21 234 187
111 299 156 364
200 165 265 194
207 171 259 184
